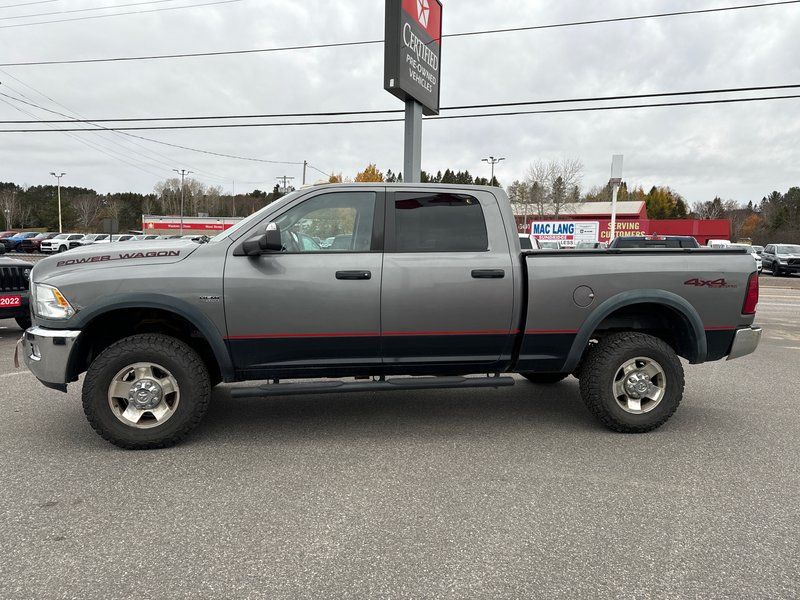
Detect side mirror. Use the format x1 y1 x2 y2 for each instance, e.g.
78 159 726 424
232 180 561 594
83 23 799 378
241 222 283 256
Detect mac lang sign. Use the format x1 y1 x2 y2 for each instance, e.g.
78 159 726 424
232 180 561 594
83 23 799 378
384 0 443 115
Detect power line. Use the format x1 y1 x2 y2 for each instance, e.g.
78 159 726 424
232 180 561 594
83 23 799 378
0 0 243 29
0 71 237 182
0 85 325 170
2 93 799 133
2 84 799 124
0 96 169 179
2 0 797 64
0 0 185 21
0 0 59 8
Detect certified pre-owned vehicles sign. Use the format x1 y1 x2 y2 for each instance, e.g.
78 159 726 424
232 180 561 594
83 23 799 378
384 0 443 115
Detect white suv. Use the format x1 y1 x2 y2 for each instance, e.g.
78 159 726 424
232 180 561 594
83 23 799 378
40 233 85 253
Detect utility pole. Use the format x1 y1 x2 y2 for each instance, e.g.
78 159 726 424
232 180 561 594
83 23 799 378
49 172 66 233
231 180 236 217
173 169 193 236
481 156 505 186
276 175 295 194
303 161 307 186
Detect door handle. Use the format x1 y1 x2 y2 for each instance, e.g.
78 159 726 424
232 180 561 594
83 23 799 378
336 270 372 280
471 269 505 279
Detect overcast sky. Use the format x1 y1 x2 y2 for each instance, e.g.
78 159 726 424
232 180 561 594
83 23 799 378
1 0 799 207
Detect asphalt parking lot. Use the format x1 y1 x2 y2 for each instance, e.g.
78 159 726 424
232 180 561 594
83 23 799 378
1 279 798 599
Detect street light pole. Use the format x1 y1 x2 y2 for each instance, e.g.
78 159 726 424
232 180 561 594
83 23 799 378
173 169 193 236
481 156 505 186
49 172 66 233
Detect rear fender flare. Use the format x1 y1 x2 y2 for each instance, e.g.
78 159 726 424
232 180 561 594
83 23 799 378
562 289 707 373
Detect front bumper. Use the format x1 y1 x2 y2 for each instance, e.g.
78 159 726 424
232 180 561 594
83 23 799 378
19 326 81 392
727 326 762 361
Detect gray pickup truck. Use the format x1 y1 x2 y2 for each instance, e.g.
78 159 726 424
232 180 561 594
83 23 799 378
20 184 761 449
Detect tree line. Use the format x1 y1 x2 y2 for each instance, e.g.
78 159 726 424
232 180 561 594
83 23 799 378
3 163 798 244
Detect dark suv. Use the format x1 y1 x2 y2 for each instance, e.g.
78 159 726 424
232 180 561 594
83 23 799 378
762 244 800 276
1 231 40 252
608 235 700 249
0 256 31 329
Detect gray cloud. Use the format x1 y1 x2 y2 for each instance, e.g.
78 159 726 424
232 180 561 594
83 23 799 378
1 0 798 205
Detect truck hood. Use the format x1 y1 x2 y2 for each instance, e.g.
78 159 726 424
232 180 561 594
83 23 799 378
32 241 201 283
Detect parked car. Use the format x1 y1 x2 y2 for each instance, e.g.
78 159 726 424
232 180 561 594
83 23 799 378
609 235 700 249
537 240 561 249
40 233 85 254
18 232 58 253
762 244 800 276
706 239 732 248
751 245 764 256
21 183 760 449
110 234 137 242
0 231 17 250
574 241 608 249
77 234 111 246
132 235 160 241
0 255 31 329
1 231 40 252
728 243 762 273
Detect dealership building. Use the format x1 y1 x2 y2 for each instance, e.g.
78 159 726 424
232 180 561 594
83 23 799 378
514 201 731 246
142 215 244 236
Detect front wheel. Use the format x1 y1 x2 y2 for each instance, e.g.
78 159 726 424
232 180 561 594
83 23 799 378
771 264 780 276
579 332 684 433
82 334 211 449
15 314 31 330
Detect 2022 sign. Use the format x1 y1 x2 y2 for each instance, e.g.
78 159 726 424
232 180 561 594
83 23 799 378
0 296 22 307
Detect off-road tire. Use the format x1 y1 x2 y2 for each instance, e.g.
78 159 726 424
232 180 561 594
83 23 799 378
579 332 684 433
82 334 211 449
519 372 570 384
15 314 31 330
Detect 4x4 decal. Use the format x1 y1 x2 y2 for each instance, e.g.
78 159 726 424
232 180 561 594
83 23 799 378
684 278 737 289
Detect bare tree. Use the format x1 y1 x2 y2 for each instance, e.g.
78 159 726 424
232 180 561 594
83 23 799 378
0 188 22 228
524 158 584 218
72 194 102 231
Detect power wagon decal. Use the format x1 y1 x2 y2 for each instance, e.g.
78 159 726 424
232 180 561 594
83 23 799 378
57 250 180 267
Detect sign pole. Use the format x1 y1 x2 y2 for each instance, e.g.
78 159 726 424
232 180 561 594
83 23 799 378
404 99 423 183
608 154 624 243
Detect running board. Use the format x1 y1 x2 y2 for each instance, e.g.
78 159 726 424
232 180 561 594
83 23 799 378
230 376 516 398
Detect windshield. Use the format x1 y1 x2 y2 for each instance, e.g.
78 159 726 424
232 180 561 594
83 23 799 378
777 245 800 254
208 189 305 243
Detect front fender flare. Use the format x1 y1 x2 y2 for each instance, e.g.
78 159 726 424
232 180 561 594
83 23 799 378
62 293 235 383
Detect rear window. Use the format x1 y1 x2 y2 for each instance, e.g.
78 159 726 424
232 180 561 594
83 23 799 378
394 193 488 252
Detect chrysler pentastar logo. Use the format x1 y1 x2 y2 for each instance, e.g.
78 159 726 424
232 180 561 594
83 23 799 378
417 0 429 28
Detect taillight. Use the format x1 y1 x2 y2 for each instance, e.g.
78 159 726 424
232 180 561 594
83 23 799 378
742 272 759 315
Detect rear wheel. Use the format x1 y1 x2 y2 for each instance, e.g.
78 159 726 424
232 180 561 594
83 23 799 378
519 372 569 384
82 334 211 449
579 332 684 433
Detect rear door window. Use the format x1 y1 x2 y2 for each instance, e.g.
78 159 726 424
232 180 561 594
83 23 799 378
391 192 488 252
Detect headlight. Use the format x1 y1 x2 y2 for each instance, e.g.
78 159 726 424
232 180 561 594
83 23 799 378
32 283 75 320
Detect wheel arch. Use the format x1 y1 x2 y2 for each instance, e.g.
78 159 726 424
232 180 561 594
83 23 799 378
66 294 234 384
562 290 706 374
